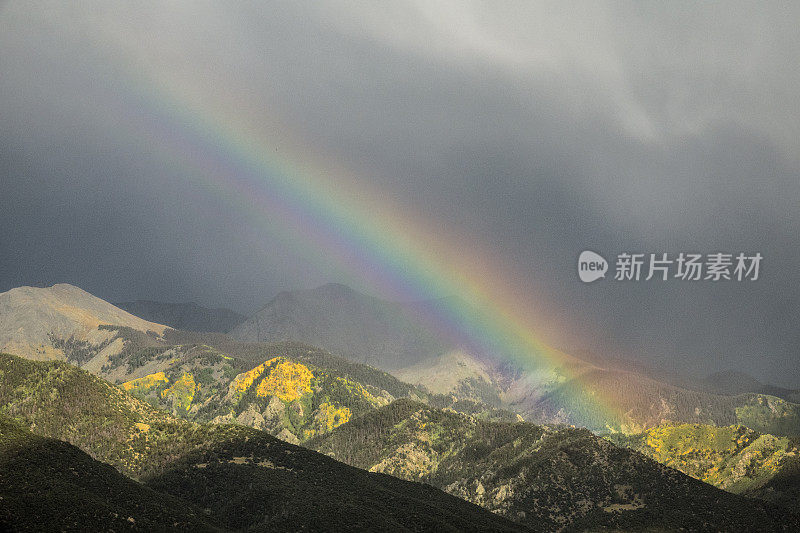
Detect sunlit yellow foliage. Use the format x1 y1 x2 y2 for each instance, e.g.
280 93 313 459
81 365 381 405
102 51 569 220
319 402 351 431
122 371 168 392
161 372 199 411
255 359 313 402
134 422 150 432
636 423 793 490
231 362 269 393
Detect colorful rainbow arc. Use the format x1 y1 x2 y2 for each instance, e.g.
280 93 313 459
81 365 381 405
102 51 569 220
115 64 621 428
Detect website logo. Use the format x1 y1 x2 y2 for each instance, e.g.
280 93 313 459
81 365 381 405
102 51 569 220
578 251 608 283
577 251 762 282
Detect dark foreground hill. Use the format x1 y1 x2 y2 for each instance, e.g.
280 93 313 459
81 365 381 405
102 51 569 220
145 423 528 533
0 353 527 532
0 415 219 532
308 399 800 532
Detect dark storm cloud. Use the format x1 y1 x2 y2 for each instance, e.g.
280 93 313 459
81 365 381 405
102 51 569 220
1 2 798 384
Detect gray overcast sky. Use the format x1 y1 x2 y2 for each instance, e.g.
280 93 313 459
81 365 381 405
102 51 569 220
1 2 799 385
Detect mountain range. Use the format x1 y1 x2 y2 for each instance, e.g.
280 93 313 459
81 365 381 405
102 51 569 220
2 282 800 531
226 283 800 437
3 352 798 531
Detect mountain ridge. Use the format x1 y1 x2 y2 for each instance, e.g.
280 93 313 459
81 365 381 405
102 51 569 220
308 399 800 531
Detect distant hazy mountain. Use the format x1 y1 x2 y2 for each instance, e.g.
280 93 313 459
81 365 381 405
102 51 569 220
115 300 245 333
395 349 800 437
227 282 800 436
696 370 800 402
230 283 449 369
309 399 800 532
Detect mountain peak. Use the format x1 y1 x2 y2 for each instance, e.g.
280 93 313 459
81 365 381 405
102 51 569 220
231 283 448 369
0 283 167 361
315 282 358 296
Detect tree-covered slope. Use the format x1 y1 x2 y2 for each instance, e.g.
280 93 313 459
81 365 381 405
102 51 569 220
0 354 529 532
115 339 515 442
0 415 220 532
309 399 800 532
123 352 397 443
609 423 800 511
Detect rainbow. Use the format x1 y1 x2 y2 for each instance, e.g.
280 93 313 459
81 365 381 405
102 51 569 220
105 47 623 430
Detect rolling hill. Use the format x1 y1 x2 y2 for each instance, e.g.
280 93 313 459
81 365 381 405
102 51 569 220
122 350 400 443
116 338 519 443
521 367 800 436
5 352 798 531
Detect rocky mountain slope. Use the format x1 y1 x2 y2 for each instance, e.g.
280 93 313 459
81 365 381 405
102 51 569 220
308 399 800 531
394 349 504 406
117 338 517 443
115 300 245 333
0 353 528 532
